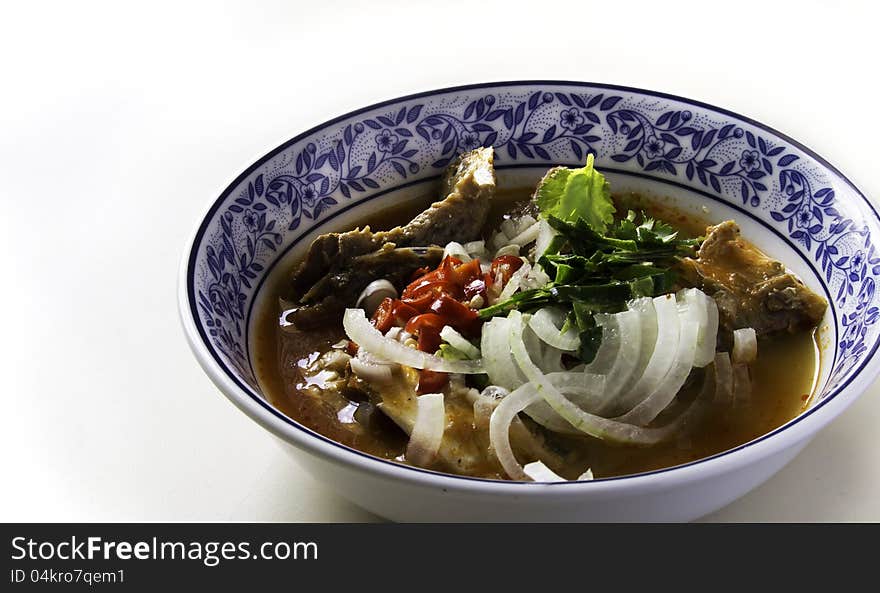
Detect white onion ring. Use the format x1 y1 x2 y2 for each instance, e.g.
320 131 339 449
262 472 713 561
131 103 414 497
523 460 566 482
612 294 680 414
439 325 481 359
528 307 580 351
714 352 734 404
732 328 757 364
507 311 679 446
406 393 446 466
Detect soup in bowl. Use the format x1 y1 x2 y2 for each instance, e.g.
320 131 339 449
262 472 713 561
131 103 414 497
179 82 879 521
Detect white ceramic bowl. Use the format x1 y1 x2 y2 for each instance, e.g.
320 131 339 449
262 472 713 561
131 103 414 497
179 81 880 521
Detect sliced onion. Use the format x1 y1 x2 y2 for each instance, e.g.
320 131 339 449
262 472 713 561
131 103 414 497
463 240 487 260
497 261 532 301
522 264 551 290
507 311 680 446
617 290 706 425
343 309 484 374
524 324 567 374
714 352 733 404
534 218 558 261
405 393 446 467
733 363 752 402
678 288 716 368
732 328 757 364
691 289 719 367
529 307 579 351
612 294 680 414
523 460 566 482
355 349 397 366
501 214 537 239
523 372 607 434
490 312 705 480
617 309 698 426
524 399 579 435
592 308 642 412
443 241 471 262
546 372 607 408
349 357 393 383
355 279 398 316
507 221 541 246
439 325 481 359
493 244 521 258
599 297 657 416
481 316 527 390
584 314 620 374
489 384 542 480
578 468 595 481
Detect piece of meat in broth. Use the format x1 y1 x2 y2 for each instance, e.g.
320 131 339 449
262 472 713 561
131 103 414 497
352 367 569 478
678 220 827 336
283 246 444 330
281 147 497 328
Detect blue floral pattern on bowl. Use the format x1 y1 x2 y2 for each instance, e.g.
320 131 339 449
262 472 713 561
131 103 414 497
185 82 879 411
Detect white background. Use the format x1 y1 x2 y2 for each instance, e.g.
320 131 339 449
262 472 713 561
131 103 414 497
2 0 878 521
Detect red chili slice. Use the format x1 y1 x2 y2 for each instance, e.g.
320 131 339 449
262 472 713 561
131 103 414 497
417 369 448 394
429 295 480 336
452 258 483 287
404 313 446 353
406 280 462 301
409 266 431 283
370 297 396 333
400 292 435 313
370 298 419 333
489 255 525 287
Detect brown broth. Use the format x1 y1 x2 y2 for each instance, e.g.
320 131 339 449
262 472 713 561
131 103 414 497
253 187 820 480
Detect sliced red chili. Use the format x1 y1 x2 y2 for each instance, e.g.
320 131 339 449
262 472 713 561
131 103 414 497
371 298 419 333
389 300 419 326
370 297 396 333
429 295 480 336
402 276 433 299
394 255 485 356
400 292 435 313
406 280 461 302
452 258 483 287
404 313 446 353
490 255 525 287
432 256 462 283
409 266 431 283
420 328 443 354
417 369 448 394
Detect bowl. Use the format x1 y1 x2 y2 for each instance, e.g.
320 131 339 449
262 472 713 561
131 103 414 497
178 81 879 522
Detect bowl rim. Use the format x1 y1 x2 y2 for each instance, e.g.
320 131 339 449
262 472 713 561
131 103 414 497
178 79 880 494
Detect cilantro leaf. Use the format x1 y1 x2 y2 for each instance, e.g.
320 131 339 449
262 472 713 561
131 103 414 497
535 153 615 233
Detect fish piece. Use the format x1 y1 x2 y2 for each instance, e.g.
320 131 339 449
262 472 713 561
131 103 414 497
282 246 444 329
353 367 570 478
286 147 496 301
678 220 827 336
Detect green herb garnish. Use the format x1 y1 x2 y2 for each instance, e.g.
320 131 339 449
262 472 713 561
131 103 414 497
534 153 615 232
478 156 702 363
